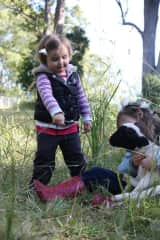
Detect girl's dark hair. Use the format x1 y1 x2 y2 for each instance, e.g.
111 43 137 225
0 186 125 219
117 103 160 143
37 34 73 64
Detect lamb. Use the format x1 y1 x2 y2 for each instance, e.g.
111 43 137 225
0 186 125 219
108 122 160 204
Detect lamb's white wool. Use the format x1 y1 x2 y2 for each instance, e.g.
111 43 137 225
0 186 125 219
122 122 144 137
113 184 160 203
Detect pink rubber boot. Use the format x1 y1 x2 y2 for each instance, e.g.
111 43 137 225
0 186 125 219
33 176 86 203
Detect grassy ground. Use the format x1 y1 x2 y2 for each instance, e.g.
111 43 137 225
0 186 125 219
1 110 160 240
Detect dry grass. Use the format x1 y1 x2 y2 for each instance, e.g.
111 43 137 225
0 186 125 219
1 110 160 240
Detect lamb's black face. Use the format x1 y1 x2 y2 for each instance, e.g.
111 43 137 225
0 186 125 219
109 125 149 150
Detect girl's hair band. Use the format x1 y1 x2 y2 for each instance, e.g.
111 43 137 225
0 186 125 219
39 48 47 55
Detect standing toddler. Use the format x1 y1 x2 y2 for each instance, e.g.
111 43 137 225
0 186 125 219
30 34 92 186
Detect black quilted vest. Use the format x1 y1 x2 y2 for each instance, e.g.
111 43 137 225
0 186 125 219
34 72 80 123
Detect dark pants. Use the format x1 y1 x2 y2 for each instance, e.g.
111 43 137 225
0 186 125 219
30 132 86 184
81 167 127 195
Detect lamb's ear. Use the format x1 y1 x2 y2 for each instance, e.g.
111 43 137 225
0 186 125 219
109 127 123 147
137 136 149 147
109 133 118 146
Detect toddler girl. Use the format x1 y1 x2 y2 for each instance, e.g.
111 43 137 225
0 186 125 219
30 34 92 186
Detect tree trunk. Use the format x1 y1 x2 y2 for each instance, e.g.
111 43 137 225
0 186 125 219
142 0 159 94
115 0 160 96
43 0 53 35
54 0 65 34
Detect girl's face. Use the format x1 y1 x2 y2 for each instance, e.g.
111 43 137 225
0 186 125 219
46 44 70 74
117 114 137 128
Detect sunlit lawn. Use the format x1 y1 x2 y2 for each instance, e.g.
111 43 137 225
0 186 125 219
1 110 160 240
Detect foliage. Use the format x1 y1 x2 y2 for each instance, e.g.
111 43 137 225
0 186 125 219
143 74 160 106
66 26 89 77
1 1 89 90
65 3 88 29
77 52 119 161
1 0 45 36
17 53 38 91
86 88 119 162
0 0 38 85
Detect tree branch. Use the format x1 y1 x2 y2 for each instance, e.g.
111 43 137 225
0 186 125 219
115 0 143 38
122 21 143 37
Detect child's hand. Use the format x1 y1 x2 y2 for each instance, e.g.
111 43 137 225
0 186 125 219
132 152 145 167
52 113 65 125
141 154 153 170
83 121 92 133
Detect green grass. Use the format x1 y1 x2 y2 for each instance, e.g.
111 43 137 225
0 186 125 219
1 110 160 240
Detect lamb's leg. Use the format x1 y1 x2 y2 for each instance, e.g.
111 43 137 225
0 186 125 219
131 172 152 192
112 184 160 204
112 173 152 203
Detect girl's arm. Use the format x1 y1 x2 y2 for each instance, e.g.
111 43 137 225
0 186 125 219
118 151 138 177
36 74 63 118
132 152 145 167
141 150 160 170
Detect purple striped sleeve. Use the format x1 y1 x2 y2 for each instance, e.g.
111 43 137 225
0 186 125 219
36 74 62 117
